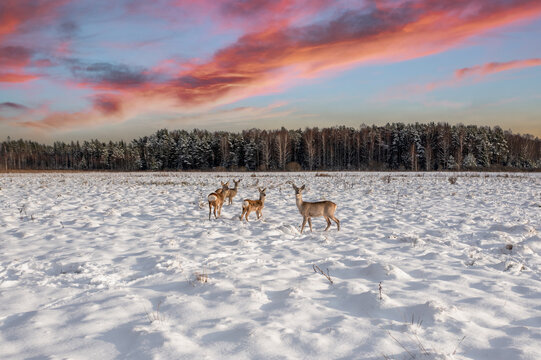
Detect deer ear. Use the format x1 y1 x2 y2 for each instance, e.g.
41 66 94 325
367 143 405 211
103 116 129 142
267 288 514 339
263 188 267 192
291 183 297 190
300 185 305 190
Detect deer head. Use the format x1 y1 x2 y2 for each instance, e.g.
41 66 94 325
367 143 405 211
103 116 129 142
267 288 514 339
221 181 230 191
292 183 305 196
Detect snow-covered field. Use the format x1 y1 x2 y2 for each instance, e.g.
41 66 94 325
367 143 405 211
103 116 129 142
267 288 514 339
1 172 540 359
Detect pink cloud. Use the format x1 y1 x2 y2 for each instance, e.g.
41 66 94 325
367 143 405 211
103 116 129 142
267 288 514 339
0 0 69 39
455 58 541 79
163 0 332 32
0 0 69 83
13 0 541 129
0 72 39 83
379 57 541 102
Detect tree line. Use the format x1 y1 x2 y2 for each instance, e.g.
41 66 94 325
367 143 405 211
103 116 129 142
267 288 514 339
1 123 540 171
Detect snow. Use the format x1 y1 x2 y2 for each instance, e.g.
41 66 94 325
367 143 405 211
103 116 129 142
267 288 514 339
0 172 540 359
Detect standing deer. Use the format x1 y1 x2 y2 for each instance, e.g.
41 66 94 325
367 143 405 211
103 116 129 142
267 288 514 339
208 181 229 220
226 179 241 205
291 183 340 233
239 187 266 221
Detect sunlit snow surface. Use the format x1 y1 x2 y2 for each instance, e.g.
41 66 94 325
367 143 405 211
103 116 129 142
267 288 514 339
1 172 540 359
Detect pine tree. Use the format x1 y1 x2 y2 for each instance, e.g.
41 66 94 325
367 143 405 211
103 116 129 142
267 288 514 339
174 131 192 169
0 123 539 171
447 155 457 170
244 138 257 170
463 153 477 169
475 128 491 168
489 126 509 166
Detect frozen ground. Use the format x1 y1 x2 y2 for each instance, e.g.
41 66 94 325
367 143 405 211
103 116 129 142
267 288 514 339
0 172 540 359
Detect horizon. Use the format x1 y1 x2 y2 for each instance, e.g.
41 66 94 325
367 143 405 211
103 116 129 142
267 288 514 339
1 1 541 143
1 122 539 146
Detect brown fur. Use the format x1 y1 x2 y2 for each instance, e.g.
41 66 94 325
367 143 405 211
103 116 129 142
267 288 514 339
208 181 229 220
226 179 241 205
292 183 340 233
239 187 266 221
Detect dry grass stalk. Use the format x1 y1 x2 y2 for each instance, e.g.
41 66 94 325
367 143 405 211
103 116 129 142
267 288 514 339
313 264 334 284
195 270 208 283
453 336 466 355
145 299 165 324
386 330 415 360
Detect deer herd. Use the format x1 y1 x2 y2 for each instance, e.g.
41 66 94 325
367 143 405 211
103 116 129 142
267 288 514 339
207 179 340 234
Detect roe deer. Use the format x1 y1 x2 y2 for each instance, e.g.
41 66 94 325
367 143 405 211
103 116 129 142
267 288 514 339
239 187 266 221
208 181 229 220
226 179 241 205
292 183 339 233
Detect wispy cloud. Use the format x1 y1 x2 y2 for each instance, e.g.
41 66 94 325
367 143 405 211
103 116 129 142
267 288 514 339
0 101 28 111
98 1 541 94
0 1 73 83
68 60 153 90
0 45 40 83
4 0 541 130
167 101 292 127
0 73 39 83
0 0 69 39
455 58 541 79
379 57 541 101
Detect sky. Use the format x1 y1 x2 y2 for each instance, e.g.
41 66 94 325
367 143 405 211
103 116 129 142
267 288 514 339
1 0 541 143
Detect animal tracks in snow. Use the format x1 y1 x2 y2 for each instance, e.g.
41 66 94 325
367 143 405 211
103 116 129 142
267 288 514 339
0 171 540 359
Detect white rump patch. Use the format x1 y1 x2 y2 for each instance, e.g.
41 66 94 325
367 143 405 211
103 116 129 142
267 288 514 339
208 195 217 202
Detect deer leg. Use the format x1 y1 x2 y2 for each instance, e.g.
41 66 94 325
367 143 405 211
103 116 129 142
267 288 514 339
331 216 340 231
209 203 212 220
308 218 313 232
218 203 223 217
213 205 217 219
240 207 246 221
256 209 261 219
324 217 331 231
300 217 307 233
245 209 251 221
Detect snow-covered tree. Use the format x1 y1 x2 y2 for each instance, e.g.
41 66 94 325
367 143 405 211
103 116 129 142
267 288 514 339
447 155 457 170
244 137 257 170
463 153 477 169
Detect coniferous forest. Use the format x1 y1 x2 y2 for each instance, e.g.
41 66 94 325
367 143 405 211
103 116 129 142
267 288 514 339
1 123 540 171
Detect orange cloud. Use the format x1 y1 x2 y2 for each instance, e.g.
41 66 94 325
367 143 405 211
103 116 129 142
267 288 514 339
0 1 69 84
17 0 541 130
378 56 541 102
0 0 69 39
150 0 541 106
455 58 541 79
16 92 183 130
164 0 332 32
0 46 40 83
0 72 38 83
